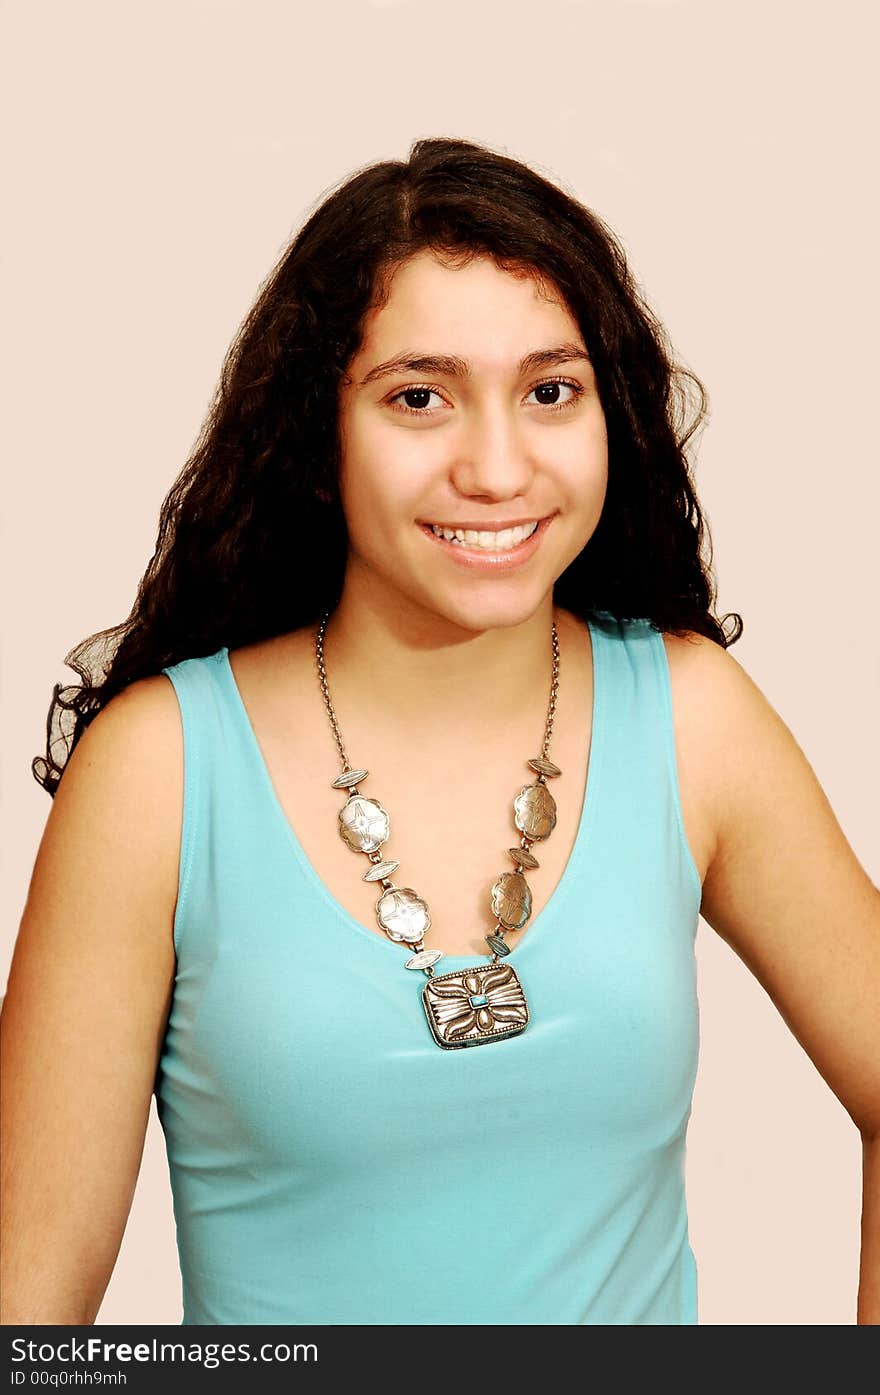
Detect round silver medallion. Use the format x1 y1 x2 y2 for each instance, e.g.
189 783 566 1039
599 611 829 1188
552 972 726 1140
513 782 557 840
491 870 532 930
376 886 431 943
338 795 390 853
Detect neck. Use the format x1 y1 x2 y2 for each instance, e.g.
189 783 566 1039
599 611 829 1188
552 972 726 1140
319 582 561 736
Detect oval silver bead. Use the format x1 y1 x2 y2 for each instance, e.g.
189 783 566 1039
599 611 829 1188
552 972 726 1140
491 870 532 930
513 782 557 841
376 886 431 943
508 845 540 870
486 933 511 957
362 858 400 882
405 948 444 970
338 795 390 853
331 768 369 788
528 756 562 778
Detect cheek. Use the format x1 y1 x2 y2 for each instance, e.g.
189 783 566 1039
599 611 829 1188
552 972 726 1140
337 426 382 515
339 450 424 551
558 426 609 509
341 419 432 521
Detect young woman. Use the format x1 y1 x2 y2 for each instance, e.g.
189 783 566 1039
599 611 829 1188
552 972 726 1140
2 138 877 1326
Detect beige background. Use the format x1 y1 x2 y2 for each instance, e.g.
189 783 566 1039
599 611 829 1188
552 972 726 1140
3 0 877 1325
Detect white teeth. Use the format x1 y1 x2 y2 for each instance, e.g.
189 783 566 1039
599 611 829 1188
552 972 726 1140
427 521 539 550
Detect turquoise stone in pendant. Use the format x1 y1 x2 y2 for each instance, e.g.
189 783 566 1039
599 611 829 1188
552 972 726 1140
469 992 489 1008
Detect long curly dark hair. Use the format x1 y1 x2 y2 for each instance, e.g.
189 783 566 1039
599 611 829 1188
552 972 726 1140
33 135 742 799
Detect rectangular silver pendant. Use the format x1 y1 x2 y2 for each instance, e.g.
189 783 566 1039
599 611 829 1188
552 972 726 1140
422 961 529 1049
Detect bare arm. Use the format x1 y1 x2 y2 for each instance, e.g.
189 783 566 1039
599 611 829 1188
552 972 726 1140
680 634 880 1323
0 675 182 1324
859 1135 880 1324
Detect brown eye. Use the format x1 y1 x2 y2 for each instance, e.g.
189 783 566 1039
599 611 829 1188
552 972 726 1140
525 379 584 411
388 386 445 416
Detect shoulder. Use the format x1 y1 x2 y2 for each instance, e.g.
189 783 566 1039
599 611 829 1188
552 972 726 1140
657 629 755 877
659 626 731 693
68 671 183 794
659 624 741 708
9 674 182 1079
658 628 828 879
660 627 785 767
53 673 184 919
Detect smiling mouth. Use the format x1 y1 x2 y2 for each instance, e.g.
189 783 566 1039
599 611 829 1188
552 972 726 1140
419 520 541 551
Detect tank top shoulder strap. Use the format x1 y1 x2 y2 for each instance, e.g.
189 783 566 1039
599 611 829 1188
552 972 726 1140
587 611 702 910
160 646 229 958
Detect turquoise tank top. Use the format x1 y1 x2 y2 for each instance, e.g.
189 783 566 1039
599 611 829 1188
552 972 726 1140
156 614 703 1325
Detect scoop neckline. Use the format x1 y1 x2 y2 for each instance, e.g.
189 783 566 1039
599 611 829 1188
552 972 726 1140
216 618 605 969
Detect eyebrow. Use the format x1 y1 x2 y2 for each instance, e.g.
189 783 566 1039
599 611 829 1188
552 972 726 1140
358 342 592 387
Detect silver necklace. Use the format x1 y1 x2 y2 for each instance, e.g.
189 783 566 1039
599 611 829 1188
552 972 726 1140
315 610 563 1049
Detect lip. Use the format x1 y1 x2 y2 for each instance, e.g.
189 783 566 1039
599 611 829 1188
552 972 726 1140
418 514 555 572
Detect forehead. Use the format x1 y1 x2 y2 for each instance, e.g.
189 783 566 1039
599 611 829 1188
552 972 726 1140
355 251 583 361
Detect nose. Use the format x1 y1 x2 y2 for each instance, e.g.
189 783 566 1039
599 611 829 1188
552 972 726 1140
448 402 536 503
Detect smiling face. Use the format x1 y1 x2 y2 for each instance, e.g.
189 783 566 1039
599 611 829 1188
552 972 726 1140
336 249 608 635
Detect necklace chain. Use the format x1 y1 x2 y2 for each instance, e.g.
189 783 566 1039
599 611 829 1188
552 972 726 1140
313 607 562 1049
